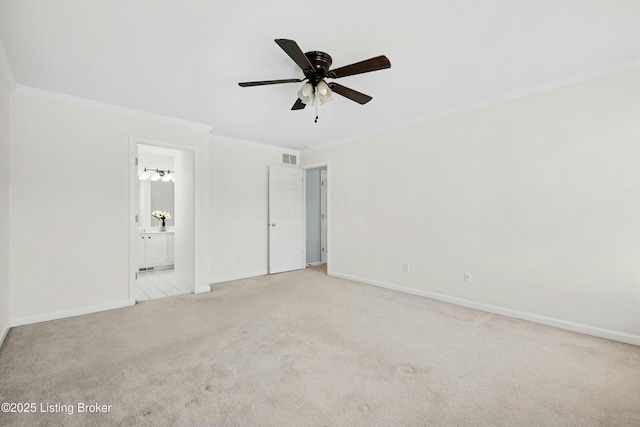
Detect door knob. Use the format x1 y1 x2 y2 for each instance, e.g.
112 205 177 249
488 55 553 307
271 223 276 227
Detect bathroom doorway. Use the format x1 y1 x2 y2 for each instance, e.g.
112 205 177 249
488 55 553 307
129 140 197 302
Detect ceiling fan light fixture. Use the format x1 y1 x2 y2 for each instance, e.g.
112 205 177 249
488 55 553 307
316 80 332 105
297 82 315 104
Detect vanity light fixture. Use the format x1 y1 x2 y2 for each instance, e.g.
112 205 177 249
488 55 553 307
161 171 173 182
139 168 175 183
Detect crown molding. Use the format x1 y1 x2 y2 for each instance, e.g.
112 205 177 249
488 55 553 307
0 38 16 91
12 85 214 131
313 57 640 152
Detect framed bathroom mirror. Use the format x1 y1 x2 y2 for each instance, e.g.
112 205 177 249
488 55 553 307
139 180 175 228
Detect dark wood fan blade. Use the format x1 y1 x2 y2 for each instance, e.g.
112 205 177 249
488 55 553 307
239 78 303 87
328 83 372 104
275 39 315 74
291 98 306 110
327 55 391 79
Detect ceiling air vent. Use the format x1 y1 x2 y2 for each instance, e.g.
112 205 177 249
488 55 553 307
282 154 297 165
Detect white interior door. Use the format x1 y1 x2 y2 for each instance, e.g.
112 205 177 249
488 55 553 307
320 170 328 265
269 165 305 274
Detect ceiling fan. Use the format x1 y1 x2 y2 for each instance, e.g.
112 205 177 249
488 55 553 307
238 39 391 122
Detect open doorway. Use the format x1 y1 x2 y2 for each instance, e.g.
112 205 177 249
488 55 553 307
130 140 197 302
305 165 329 274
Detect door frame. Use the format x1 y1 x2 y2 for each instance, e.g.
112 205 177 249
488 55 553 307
302 161 331 274
320 169 328 265
128 136 205 303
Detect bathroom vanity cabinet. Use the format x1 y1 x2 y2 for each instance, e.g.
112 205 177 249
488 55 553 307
138 231 174 270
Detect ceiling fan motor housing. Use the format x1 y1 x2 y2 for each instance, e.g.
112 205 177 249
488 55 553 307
304 51 332 84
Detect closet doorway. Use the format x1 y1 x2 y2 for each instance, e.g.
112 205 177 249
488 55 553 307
304 164 329 273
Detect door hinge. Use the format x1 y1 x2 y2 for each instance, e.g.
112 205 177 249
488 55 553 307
135 272 138 280
135 214 138 222
135 157 138 166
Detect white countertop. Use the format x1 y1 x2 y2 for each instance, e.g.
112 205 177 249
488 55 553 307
138 227 175 234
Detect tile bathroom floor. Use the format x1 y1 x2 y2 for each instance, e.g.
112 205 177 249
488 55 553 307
136 269 192 301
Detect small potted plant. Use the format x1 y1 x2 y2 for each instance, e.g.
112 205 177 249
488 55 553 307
151 210 171 231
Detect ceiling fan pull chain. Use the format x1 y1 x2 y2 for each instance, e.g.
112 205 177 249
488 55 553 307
314 86 319 123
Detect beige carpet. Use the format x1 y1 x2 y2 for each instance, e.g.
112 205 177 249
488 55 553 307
1 267 639 427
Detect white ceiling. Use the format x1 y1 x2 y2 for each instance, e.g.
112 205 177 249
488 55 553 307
1 0 639 150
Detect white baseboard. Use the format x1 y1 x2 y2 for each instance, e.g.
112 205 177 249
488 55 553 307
10 300 135 328
194 285 211 294
0 323 9 350
306 262 322 267
330 271 640 347
210 270 268 284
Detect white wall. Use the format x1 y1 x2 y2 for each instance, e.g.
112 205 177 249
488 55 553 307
302 68 640 343
174 149 195 285
9 89 210 323
209 138 296 283
0 67 10 345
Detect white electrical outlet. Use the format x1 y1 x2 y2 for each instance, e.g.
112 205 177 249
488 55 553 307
464 272 472 283
403 262 410 273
